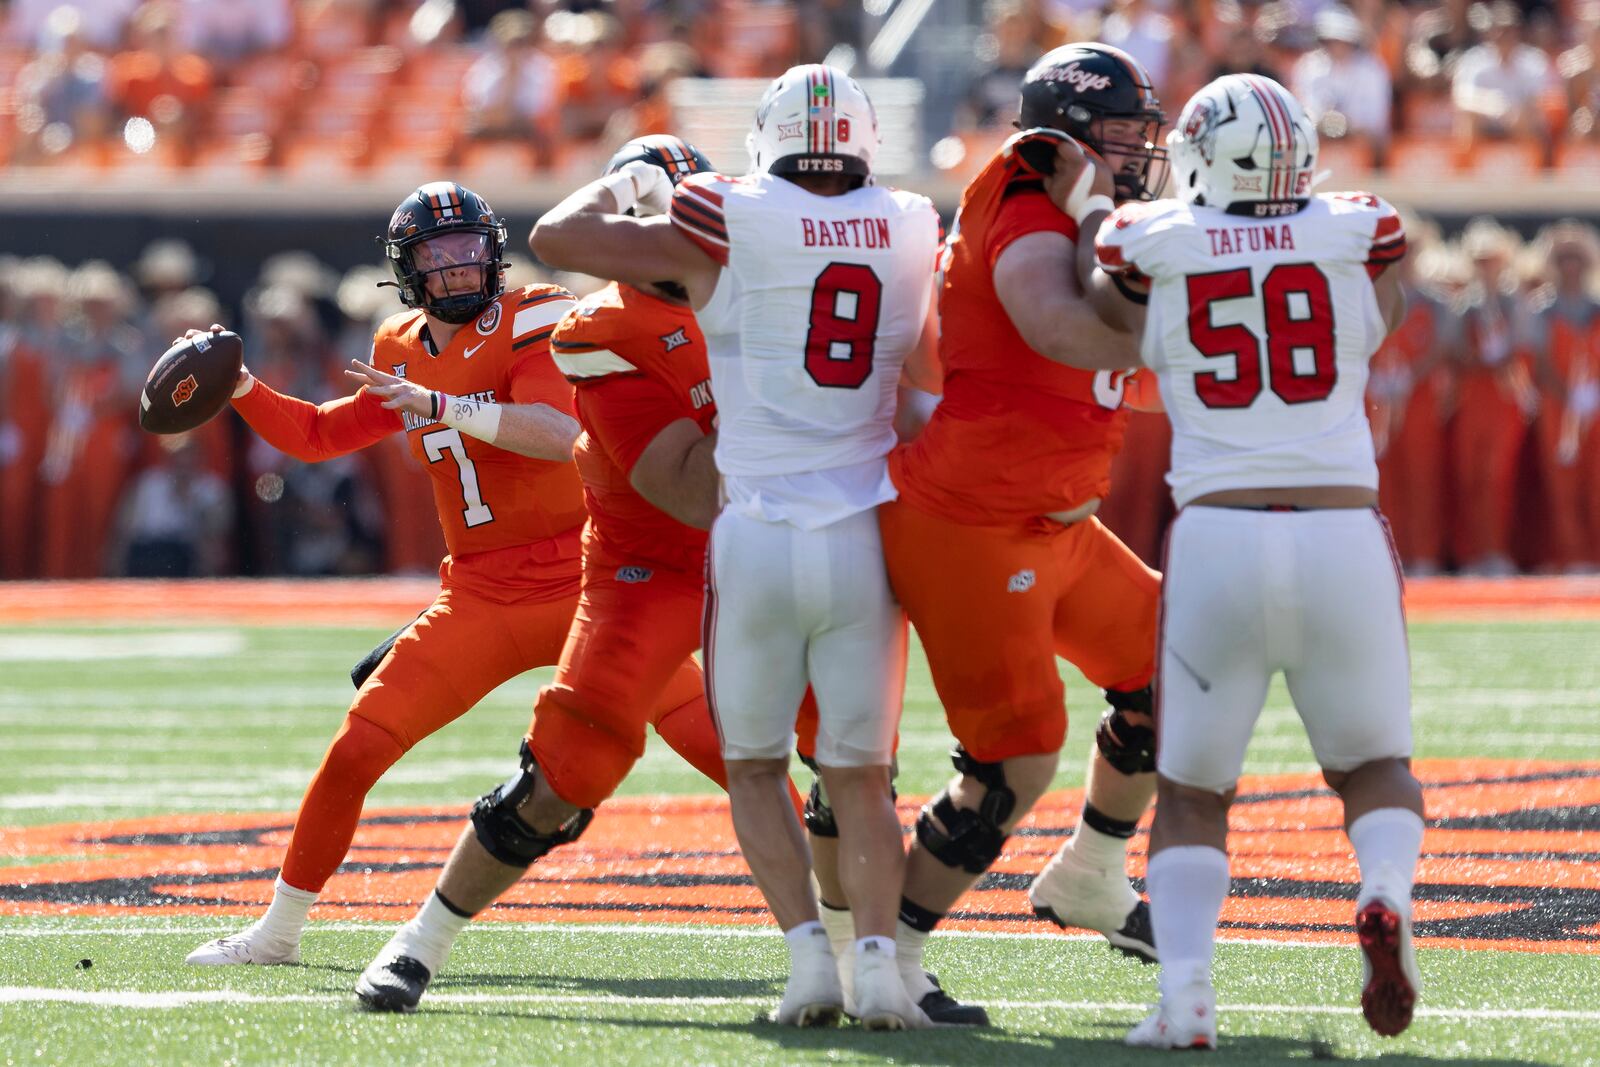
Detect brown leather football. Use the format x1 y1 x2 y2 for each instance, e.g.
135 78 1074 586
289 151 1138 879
138 330 244 435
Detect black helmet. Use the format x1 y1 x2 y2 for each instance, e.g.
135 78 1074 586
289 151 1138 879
381 181 508 324
603 134 714 193
1017 43 1168 202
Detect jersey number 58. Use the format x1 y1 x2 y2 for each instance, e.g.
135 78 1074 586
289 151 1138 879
1186 263 1336 409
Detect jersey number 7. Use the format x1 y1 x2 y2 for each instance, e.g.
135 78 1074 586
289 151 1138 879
422 427 495 528
1187 263 1336 409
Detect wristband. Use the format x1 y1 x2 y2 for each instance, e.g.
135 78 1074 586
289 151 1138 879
232 370 256 399
1062 160 1115 227
439 393 503 445
1072 194 1115 229
595 170 640 216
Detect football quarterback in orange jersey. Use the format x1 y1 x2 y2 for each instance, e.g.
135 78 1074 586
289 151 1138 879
185 180 726 969
878 45 1168 1010
354 139 806 1013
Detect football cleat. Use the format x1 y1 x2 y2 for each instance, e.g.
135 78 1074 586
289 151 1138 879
771 946 844 1027
1125 981 1218 1050
1357 896 1420 1037
853 941 931 1030
918 971 990 1027
184 924 299 966
1029 848 1157 963
355 952 433 1013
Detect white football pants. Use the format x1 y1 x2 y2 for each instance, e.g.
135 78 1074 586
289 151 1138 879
704 506 905 767
1156 506 1413 793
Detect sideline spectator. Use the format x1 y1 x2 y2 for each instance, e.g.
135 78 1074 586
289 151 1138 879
111 433 232 576
1452 1 1556 162
11 8 112 164
459 8 559 163
6 0 140 50
955 0 1046 132
176 0 292 62
108 2 215 164
1293 6 1392 165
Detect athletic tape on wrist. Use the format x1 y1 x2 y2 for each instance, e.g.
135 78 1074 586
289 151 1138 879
1072 194 1115 228
595 170 640 216
232 373 256 400
440 393 503 445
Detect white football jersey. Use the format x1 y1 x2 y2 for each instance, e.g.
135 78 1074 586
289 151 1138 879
1096 192 1405 507
670 172 939 525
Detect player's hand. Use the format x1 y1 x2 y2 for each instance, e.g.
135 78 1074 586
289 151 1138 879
344 359 433 417
173 323 226 346
620 160 673 216
1044 139 1115 220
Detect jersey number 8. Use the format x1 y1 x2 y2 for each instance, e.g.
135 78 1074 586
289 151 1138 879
804 262 883 390
1186 263 1336 409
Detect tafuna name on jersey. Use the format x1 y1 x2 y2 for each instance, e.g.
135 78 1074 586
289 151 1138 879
1205 223 1297 258
801 217 892 249
401 389 497 432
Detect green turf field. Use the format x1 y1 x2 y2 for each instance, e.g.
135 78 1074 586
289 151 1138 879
2 619 1598 1065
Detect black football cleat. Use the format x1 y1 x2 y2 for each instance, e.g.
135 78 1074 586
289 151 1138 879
1107 899 1158 964
355 953 432 1013
919 971 991 1027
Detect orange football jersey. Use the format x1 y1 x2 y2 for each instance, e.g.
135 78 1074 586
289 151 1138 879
550 282 715 573
891 145 1133 525
234 283 586 574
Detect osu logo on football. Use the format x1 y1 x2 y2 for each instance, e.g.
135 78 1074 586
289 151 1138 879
171 374 199 407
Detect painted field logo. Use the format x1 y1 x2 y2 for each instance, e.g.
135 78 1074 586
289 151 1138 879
0 759 1595 954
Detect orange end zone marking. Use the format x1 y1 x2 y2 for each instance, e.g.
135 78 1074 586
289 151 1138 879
7 577 1600 626
1 760 1596 955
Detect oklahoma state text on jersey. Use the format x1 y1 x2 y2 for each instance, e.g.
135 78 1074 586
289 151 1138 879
549 282 715 574
891 145 1136 525
233 284 585 577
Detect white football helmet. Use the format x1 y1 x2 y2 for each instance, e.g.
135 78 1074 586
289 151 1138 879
1167 74 1319 217
746 64 880 182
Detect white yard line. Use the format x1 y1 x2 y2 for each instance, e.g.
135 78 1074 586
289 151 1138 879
0 986 1595 1022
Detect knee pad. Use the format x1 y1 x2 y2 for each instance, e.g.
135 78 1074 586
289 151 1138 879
470 741 594 869
1096 685 1157 775
797 753 898 840
914 747 1016 875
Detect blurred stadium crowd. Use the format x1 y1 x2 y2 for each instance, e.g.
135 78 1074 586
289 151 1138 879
1 0 1597 175
3 0 1600 580
2 212 1599 580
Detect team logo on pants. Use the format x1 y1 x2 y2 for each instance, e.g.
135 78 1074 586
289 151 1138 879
1007 569 1036 593
616 566 653 583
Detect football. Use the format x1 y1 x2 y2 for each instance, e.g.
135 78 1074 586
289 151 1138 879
138 329 244 435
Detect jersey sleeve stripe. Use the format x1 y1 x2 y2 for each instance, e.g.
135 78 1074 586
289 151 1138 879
550 338 605 354
682 181 724 209
512 325 558 351
519 290 571 308
551 347 641 379
513 298 576 338
671 195 729 240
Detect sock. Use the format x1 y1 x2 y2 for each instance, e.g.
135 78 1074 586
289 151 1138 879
817 902 855 1000
894 918 937 1000
1071 804 1137 870
280 715 405 892
391 889 473 975
1147 845 1230 1000
855 935 895 958
1348 807 1425 911
784 920 828 955
255 876 317 944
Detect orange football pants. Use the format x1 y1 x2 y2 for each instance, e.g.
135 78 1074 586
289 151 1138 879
879 501 1159 764
528 562 727 809
1450 376 1526 568
281 579 580 892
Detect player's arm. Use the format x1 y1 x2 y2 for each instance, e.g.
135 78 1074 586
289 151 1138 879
629 421 720 530
894 279 943 441
529 165 722 307
344 360 579 461
993 234 1144 371
232 365 399 461
1373 258 1407 335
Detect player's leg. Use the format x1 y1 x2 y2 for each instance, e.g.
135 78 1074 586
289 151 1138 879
1030 518 1160 960
1127 507 1273 1051
1283 509 1423 1038
358 569 706 1010
707 509 842 1026
806 507 926 1029
188 587 571 967
880 499 1063 1019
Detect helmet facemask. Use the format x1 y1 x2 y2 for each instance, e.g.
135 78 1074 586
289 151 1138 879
1086 114 1170 203
385 224 507 324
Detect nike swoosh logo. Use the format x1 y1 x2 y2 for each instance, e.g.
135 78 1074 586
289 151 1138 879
463 341 485 359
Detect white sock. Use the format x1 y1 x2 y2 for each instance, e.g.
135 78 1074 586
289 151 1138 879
1348 807 1425 911
1068 821 1131 870
256 876 317 943
894 919 936 999
855 935 895 958
391 890 472 975
817 902 855 961
1147 846 1229 1000
784 920 830 960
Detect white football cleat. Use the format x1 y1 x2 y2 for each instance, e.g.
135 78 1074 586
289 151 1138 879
1125 981 1217 1050
853 941 931 1030
770 944 844 1027
1029 847 1156 962
1357 894 1420 1037
185 924 299 966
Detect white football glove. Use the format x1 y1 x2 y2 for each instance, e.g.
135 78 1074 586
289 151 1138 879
600 160 674 217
